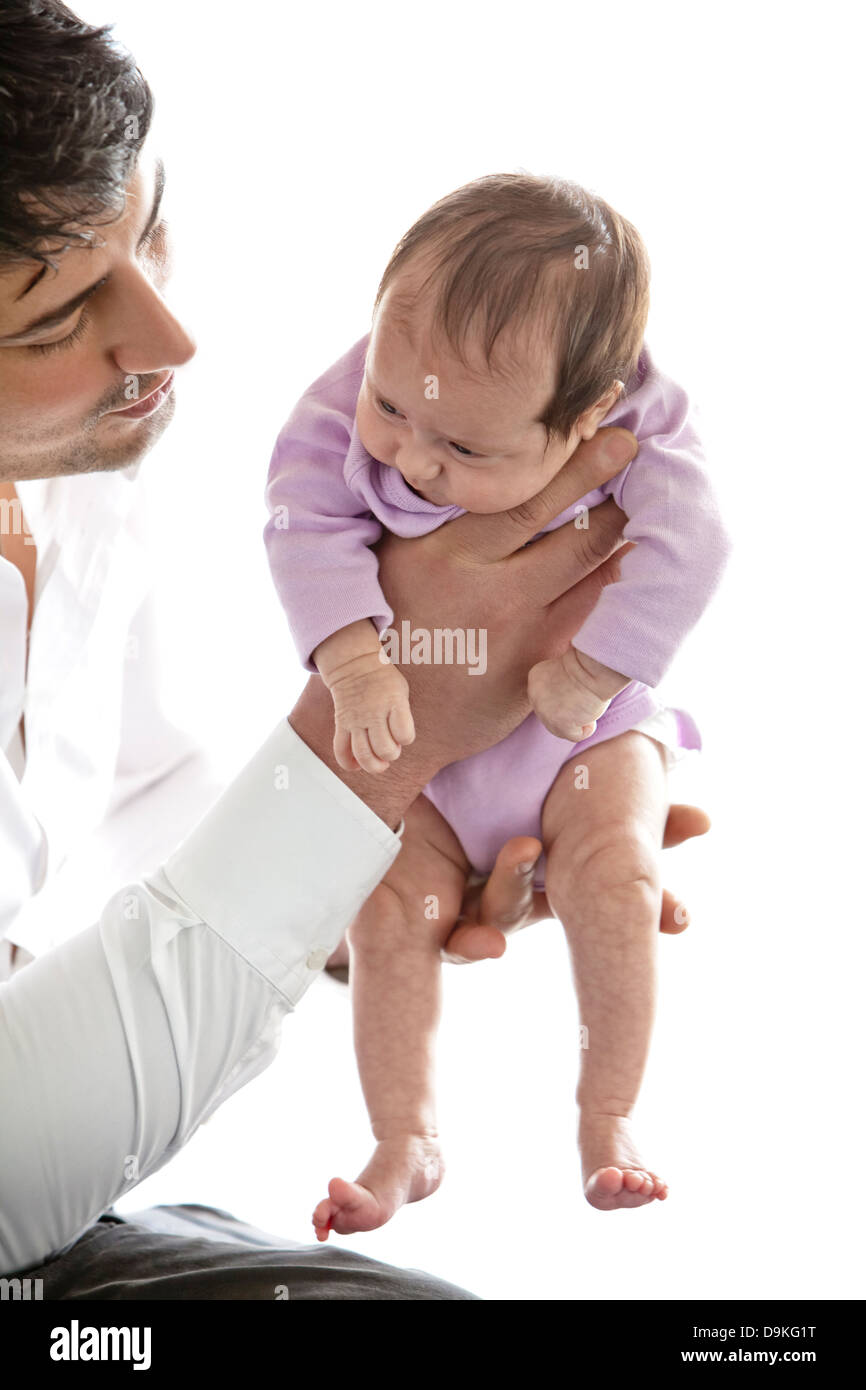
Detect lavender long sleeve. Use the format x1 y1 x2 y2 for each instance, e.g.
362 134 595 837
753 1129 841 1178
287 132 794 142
264 335 730 687
572 351 731 683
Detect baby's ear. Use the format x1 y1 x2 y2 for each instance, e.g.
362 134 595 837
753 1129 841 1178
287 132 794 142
577 381 624 441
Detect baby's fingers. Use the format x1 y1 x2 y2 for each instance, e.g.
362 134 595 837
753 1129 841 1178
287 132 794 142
388 700 415 748
351 726 392 774
367 718 403 765
334 727 361 772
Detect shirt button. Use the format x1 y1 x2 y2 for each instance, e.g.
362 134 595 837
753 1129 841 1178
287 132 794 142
306 948 329 971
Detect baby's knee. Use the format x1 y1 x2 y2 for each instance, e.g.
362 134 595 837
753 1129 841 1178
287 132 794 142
550 826 661 907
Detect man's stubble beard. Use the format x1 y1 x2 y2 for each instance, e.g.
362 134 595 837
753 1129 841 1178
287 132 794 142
0 390 176 482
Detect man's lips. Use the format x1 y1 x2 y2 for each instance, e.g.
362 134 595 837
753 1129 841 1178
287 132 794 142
103 371 175 419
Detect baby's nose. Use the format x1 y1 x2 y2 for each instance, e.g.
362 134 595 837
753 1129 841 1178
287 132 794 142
399 444 441 482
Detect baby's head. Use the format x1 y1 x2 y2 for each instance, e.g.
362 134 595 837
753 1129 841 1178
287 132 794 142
356 173 649 513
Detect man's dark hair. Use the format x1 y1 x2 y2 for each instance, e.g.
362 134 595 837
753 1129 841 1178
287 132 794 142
0 0 153 269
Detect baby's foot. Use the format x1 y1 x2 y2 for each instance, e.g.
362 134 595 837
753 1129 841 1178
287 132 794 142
578 1110 669 1211
312 1134 444 1240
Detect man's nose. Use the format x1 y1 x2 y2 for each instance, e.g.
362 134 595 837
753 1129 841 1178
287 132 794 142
108 269 197 376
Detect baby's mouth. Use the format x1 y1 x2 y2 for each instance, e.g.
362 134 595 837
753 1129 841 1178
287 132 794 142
405 478 447 505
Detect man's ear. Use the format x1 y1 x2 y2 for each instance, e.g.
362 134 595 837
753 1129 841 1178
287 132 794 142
576 381 624 442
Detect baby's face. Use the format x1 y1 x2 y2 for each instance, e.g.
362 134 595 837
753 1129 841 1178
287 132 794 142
356 286 591 515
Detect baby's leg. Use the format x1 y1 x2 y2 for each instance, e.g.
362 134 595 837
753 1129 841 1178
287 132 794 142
541 730 669 1211
312 795 471 1240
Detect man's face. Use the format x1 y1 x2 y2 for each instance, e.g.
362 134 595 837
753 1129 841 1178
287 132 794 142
0 145 195 482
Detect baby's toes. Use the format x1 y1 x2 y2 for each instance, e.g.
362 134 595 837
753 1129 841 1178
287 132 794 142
311 1197 335 1242
325 1176 386 1234
586 1166 627 1201
622 1168 654 1195
648 1172 669 1200
585 1165 667 1210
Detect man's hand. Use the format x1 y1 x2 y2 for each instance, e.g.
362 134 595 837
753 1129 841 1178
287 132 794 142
324 803 712 977
291 426 638 829
440 803 712 964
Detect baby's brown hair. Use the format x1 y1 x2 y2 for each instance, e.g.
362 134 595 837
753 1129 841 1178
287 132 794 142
374 172 650 443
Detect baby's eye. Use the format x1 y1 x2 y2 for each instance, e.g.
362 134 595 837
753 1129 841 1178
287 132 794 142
449 441 476 457
378 398 402 416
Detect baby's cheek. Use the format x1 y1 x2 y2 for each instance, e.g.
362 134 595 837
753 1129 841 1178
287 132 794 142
455 472 530 515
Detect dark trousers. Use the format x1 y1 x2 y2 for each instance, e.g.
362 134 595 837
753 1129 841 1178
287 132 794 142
18 1204 480 1300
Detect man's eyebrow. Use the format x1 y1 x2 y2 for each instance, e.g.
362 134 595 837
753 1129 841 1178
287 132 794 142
138 157 166 251
368 373 503 453
0 159 166 344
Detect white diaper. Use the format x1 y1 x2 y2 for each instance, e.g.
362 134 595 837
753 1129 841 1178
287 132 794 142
631 707 692 770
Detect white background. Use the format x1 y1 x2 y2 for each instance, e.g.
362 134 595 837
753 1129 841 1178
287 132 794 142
70 0 866 1298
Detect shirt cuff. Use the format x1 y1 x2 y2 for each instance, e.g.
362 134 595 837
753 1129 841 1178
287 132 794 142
161 719 402 1004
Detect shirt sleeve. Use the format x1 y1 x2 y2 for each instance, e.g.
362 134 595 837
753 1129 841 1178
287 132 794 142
0 718 401 1275
573 360 732 687
263 350 394 672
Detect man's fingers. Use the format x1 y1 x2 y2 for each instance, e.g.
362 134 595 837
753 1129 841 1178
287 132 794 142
544 538 635 650
663 803 711 848
514 497 629 609
440 922 508 965
657 806 711 931
440 836 547 964
476 836 546 933
447 427 638 563
660 887 690 934
443 800 708 959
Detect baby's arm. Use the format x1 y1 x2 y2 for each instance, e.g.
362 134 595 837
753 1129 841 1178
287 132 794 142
264 343 422 774
264 339 402 670
529 349 731 737
314 619 415 775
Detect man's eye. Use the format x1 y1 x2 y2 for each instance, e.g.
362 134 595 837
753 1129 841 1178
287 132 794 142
140 218 168 253
28 310 91 356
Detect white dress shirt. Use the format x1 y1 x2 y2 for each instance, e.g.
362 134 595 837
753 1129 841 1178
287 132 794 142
0 466 401 1274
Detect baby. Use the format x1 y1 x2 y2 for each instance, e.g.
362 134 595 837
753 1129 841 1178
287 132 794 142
264 173 730 1237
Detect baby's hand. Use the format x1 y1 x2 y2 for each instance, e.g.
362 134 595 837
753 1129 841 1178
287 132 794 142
314 620 415 774
528 648 628 743
330 655 415 773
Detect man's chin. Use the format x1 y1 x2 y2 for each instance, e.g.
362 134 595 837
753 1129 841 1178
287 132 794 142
6 392 176 482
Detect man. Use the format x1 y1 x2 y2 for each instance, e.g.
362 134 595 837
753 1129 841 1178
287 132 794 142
0 0 707 1298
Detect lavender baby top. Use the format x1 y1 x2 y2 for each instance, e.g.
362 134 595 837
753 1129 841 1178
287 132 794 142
264 334 731 880
265 333 729 682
